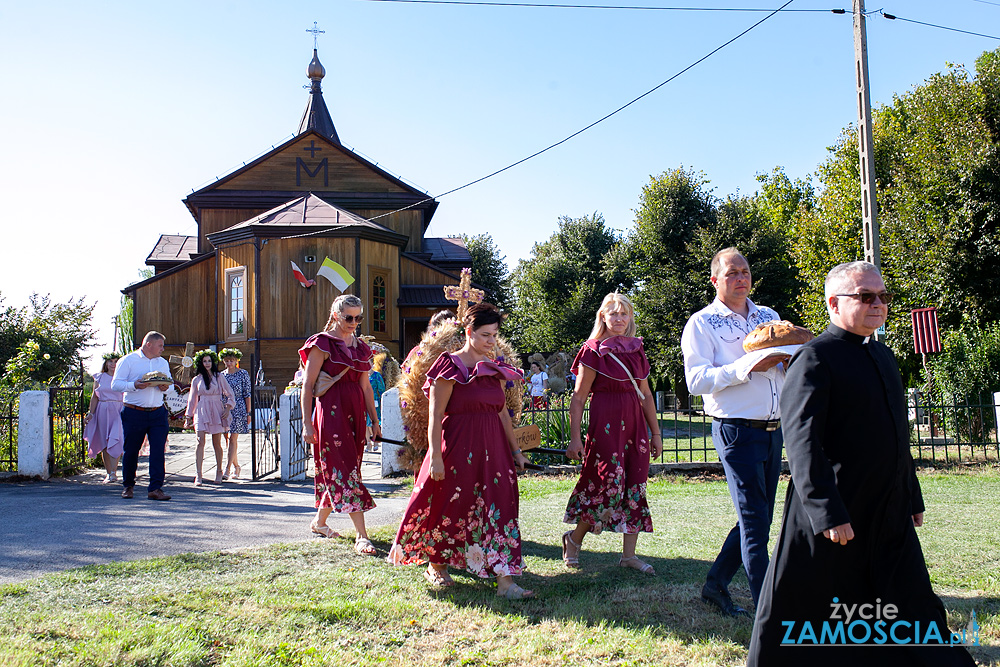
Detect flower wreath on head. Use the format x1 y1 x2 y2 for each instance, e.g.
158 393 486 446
101 352 121 361
219 347 242 360
192 349 221 370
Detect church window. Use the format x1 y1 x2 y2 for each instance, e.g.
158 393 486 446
371 272 388 334
226 267 246 340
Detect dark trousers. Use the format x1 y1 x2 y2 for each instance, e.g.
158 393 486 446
121 405 169 492
706 420 782 606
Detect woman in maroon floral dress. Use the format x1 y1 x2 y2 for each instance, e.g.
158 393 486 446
387 303 533 599
300 294 382 556
562 293 663 574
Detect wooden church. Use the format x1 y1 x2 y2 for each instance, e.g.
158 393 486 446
124 49 470 387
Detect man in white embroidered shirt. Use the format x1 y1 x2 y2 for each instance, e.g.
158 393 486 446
681 248 786 618
111 331 173 501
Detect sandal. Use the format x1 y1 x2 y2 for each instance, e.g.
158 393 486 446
562 530 582 568
496 582 534 600
215 470 224 484
232 464 241 480
423 567 454 588
310 521 339 538
354 537 377 556
618 555 655 575
193 475 203 487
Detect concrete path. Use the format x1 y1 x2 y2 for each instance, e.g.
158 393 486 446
0 434 408 585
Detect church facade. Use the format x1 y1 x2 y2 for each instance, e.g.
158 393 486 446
124 50 469 387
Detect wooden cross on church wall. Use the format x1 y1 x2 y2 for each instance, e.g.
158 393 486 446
442 268 484 321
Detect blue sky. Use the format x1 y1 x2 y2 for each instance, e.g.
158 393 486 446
1 0 997 362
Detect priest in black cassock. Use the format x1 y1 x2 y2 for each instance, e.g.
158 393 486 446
747 262 976 666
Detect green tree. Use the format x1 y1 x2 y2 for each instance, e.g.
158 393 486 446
790 47 1000 367
462 233 512 313
0 293 96 385
508 213 623 352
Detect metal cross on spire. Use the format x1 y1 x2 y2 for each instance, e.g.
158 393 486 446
306 21 325 49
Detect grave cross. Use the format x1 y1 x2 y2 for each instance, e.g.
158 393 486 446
442 267 484 321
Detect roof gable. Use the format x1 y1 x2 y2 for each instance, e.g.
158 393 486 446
191 132 424 197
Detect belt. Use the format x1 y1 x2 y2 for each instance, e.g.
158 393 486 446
124 404 162 412
713 417 781 432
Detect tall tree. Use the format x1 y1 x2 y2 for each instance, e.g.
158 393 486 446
508 213 623 352
462 233 512 313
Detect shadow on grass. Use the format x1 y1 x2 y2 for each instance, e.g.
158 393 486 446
391 536 756 648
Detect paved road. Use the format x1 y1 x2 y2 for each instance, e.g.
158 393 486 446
0 434 408 584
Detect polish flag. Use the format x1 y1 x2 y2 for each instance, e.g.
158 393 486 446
290 261 316 288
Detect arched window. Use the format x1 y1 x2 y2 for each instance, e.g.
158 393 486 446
372 273 387 334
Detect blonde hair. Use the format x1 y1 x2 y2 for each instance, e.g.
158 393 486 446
323 294 363 332
589 293 636 339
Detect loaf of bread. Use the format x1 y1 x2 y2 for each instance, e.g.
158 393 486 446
743 320 814 352
141 370 172 386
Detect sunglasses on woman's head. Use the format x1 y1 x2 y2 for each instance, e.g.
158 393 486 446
835 291 893 305
341 314 364 324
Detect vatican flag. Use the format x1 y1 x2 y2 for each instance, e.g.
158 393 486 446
316 257 355 292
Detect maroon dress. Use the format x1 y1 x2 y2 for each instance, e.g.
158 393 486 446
387 354 525 578
564 336 654 534
299 333 375 512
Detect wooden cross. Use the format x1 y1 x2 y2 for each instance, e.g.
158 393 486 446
168 342 196 386
442 268 484 321
306 21 325 49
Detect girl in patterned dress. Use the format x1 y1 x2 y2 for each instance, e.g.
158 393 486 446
300 295 382 556
562 293 663 574
387 303 533 599
220 348 252 480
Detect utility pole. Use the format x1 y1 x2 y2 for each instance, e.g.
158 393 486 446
854 0 880 269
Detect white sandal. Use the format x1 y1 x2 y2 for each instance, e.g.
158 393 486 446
354 537 377 556
618 555 655 575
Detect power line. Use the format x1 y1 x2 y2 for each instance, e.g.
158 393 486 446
304 0 795 234
880 10 1000 40
359 0 833 10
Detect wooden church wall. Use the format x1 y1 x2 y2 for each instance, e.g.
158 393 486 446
218 242 257 343
401 256 458 286
214 135 410 195
258 237 356 340
359 238 398 347
199 209 267 252
131 256 216 348
352 209 424 252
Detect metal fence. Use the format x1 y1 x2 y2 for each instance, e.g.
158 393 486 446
250 385 279 480
909 390 1000 464
283 388 309 479
520 392 718 464
0 392 17 472
521 390 1000 466
49 385 88 475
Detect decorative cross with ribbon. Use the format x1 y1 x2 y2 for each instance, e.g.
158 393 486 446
168 342 196 386
442 268 484 321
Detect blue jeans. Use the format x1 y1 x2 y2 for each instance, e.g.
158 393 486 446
121 406 169 493
705 420 782 606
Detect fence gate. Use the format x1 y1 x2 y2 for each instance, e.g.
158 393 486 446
1 393 17 472
251 385 279 480
49 385 87 475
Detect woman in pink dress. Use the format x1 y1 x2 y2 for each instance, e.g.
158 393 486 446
562 293 663 574
387 303 533 599
184 350 236 485
300 294 382 556
84 352 124 483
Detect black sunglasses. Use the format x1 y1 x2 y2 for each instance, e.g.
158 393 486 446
836 291 894 305
341 314 364 324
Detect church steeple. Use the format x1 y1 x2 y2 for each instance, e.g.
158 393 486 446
297 48 340 144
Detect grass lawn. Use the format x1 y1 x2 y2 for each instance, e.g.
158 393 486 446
1 467 998 666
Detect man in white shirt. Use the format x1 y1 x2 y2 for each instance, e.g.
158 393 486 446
681 248 787 617
112 331 173 501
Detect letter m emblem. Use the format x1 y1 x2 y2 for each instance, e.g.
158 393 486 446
296 157 329 187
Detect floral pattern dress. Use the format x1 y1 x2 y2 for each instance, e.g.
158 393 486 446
564 336 654 534
299 333 375 512
387 354 525 578
222 368 252 434
84 372 124 459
